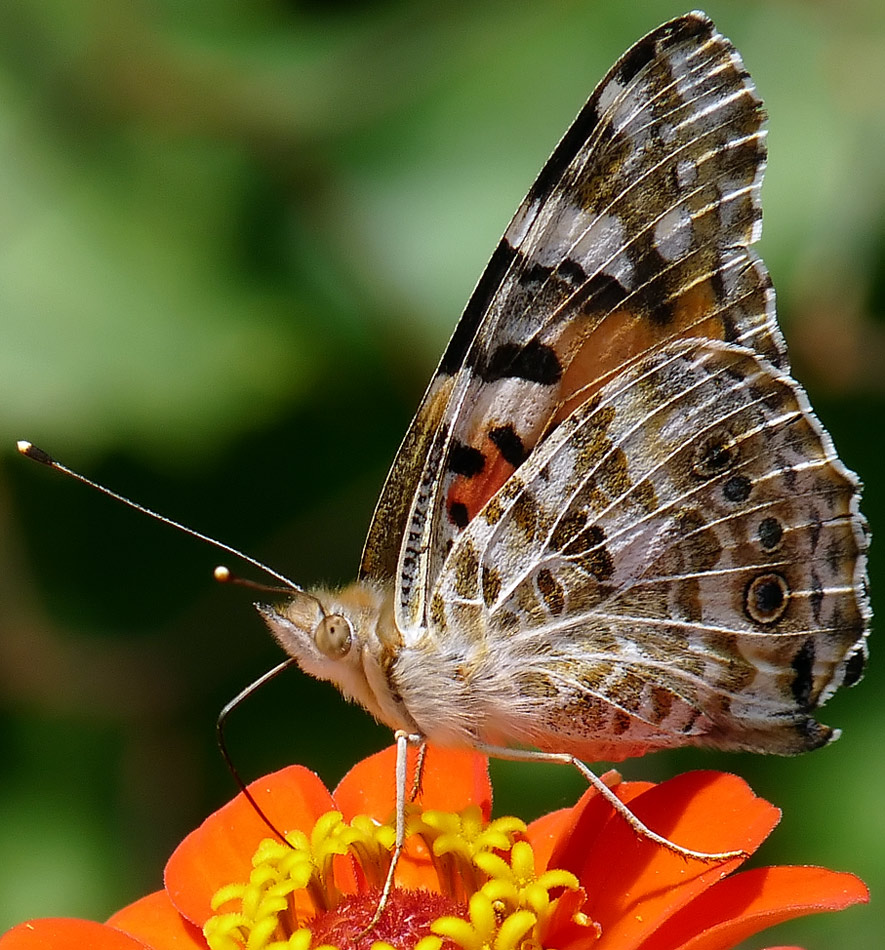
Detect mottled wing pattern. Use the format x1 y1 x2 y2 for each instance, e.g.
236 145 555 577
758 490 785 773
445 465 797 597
360 13 785 632
431 340 869 760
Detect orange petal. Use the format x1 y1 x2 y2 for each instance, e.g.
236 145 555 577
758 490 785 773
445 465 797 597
573 772 780 950
165 764 337 926
333 744 492 822
638 865 868 950
0 919 148 950
107 890 206 949
547 776 654 877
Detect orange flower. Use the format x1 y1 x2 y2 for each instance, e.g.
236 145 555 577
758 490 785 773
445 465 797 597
0 745 868 950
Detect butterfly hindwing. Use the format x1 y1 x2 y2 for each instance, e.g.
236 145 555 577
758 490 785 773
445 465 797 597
430 339 868 761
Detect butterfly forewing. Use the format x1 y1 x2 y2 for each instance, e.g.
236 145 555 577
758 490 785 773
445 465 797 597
362 14 792 632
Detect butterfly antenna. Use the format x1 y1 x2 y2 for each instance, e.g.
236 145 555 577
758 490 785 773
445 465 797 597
16 440 303 594
213 565 294 595
217 658 300 846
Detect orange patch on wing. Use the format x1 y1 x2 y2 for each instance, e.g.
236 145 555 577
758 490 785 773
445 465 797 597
447 436 517 525
552 280 723 426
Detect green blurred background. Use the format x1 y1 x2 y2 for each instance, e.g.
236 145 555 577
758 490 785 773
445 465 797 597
1 1 882 946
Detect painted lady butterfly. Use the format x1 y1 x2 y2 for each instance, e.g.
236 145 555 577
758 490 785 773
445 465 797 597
262 11 869 837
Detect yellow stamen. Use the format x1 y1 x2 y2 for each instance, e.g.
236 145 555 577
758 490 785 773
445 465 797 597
204 805 581 950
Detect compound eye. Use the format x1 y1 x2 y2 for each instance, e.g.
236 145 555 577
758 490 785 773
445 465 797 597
314 614 353 659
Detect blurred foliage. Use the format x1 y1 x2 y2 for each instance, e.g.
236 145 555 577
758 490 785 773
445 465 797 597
1 0 883 946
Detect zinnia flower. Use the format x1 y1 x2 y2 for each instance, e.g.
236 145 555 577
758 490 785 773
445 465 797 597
0 744 867 950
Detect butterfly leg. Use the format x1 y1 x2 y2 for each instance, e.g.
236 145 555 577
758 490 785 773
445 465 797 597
473 742 748 863
363 730 426 933
409 738 428 802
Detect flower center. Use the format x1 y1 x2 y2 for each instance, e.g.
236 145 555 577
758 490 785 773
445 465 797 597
203 805 591 950
308 890 462 950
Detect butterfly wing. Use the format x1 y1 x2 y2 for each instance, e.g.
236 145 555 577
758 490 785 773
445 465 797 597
429 339 869 760
360 13 786 633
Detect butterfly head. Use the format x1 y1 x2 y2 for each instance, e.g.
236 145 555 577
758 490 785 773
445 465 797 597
258 590 356 676
257 582 414 732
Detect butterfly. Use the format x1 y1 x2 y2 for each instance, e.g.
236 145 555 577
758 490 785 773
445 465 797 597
260 10 869 850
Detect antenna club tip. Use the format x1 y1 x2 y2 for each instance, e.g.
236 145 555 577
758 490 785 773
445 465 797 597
17 441 54 465
214 565 232 583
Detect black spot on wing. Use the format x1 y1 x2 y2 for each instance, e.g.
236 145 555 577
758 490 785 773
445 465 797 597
721 313 739 344
480 340 563 385
723 474 753 503
744 572 790 625
440 239 517 376
842 645 866 688
757 516 783 551
448 441 486 478
522 261 554 284
558 258 588 286
790 639 815 709
448 501 469 529
576 272 630 315
489 425 528 468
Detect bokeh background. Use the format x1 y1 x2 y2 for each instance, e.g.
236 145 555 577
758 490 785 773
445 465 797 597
1 1 883 946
